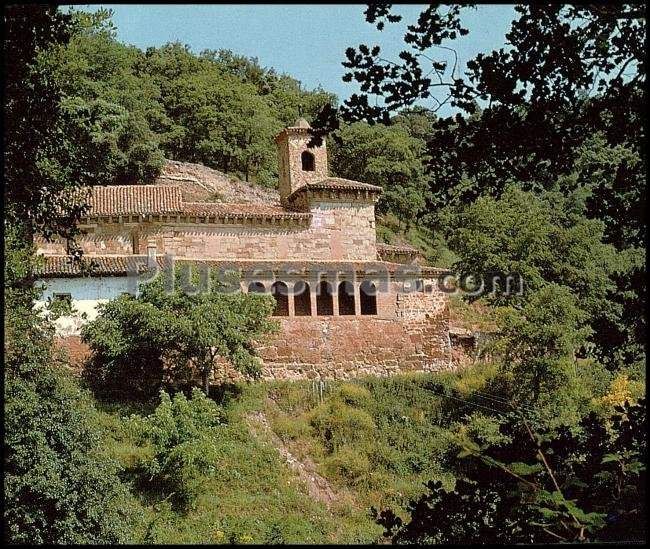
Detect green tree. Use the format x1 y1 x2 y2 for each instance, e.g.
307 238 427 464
4 4 85 247
495 285 591 403
316 4 644 243
82 270 277 399
128 389 225 511
442 186 631 365
330 122 428 228
4 354 135 544
50 10 166 184
4 7 137 543
376 399 646 544
137 42 335 186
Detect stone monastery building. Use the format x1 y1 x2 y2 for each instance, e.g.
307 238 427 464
36 119 453 379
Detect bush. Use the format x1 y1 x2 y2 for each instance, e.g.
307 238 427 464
4 337 135 544
335 383 372 407
325 446 371 485
82 274 277 400
309 400 376 453
129 389 226 511
272 414 312 442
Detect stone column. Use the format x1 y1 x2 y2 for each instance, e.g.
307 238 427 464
354 281 362 316
288 282 295 317
332 280 339 316
310 283 318 317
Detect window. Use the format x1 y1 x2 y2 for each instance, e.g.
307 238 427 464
53 293 72 305
247 281 266 294
316 280 334 316
360 281 377 315
301 150 315 171
294 281 312 316
338 281 355 315
271 281 289 316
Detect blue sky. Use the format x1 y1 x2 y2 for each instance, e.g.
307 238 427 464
80 4 516 116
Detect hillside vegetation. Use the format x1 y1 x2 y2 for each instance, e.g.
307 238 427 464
4 5 645 545
83 364 643 543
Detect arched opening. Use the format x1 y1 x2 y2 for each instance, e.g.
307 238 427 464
360 281 377 315
301 150 315 171
338 281 355 315
293 281 312 316
247 281 266 294
271 281 289 316
316 280 334 316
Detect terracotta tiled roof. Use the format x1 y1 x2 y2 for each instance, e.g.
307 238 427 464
36 255 450 278
287 178 382 202
36 255 157 277
309 177 382 192
78 184 308 220
172 258 449 277
82 185 183 217
182 202 311 220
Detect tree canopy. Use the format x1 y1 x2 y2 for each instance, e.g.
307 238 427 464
82 270 277 400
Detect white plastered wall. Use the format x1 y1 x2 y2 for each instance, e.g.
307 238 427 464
34 276 133 336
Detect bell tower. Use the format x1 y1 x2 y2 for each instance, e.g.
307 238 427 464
275 118 328 207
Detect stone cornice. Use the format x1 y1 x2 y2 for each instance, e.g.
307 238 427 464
79 211 312 228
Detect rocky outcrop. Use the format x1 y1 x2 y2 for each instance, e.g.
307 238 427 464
155 159 280 205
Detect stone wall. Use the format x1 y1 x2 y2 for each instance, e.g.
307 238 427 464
277 130 328 204
36 224 136 255
258 312 451 380
251 280 451 379
50 280 453 381
38 200 378 262
53 309 452 382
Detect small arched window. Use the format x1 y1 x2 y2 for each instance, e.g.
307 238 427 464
360 281 377 315
316 280 334 316
338 281 355 316
301 150 315 171
247 281 266 294
294 281 312 316
271 281 289 316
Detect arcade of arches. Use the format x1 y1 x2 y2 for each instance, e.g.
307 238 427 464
246 279 378 317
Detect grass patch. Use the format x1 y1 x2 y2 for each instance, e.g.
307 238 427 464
91 363 574 543
92 384 346 544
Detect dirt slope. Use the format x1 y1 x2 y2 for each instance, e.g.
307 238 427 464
155 159 280 205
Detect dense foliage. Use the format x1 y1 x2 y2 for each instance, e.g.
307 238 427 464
330 120 428 229
82 271 277 399
49 10 335 187
4 318 135 543
3 7 138 543
376 399 646 543
128 389 226 511
312 2 646 368
3 4 646 544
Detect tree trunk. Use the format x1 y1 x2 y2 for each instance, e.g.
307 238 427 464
202 369 210 396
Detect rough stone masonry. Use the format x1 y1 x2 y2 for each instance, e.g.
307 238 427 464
35 118 455 380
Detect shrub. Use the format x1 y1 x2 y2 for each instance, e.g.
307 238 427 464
335 383 372 407
129 389 225 511
325 446 371 485
4 345 135 544
309 400 376 453
82 274 276 400
599 373 645 411
271 414 312 442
